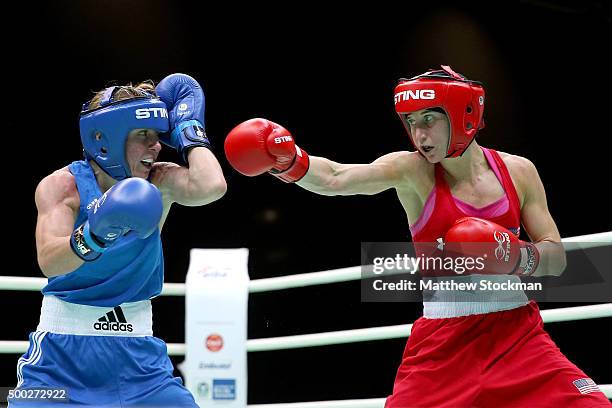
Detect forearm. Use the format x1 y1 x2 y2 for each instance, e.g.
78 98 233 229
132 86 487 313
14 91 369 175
531 240 567 277
38 236 84 278
296 156 348 196
184 147 227 205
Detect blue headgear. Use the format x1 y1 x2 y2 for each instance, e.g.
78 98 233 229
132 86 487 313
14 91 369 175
79 86 170 180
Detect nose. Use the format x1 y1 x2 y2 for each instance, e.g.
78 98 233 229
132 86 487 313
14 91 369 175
413 127 430 145
150 139 162 153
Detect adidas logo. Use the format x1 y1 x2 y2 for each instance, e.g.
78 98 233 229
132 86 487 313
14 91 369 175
93 306 133 333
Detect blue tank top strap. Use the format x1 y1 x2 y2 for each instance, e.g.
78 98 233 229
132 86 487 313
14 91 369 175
68 160 103 227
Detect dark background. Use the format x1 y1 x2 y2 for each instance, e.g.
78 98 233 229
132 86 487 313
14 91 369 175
2 0 611 404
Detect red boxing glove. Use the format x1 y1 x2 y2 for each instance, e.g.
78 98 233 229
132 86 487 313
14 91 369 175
443 217 540 276
224 118 309 183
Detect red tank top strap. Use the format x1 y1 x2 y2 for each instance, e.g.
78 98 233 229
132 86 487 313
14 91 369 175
485 148 522 220
432 163 458 213
411 163 462 241
434 163 451 195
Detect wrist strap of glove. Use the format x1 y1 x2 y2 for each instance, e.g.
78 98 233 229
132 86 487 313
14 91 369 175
170 120 212 164
70 222 106 262
513 241 540 276
269 146 310 183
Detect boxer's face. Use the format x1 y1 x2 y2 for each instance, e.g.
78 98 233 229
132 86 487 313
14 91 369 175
125 129 161 178
405 108 450 163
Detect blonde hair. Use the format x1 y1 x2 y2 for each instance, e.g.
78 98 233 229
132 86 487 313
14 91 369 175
87 80 156 110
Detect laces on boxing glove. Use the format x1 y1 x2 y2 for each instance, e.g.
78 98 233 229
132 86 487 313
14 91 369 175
170 120 212 164
514 242 540 276
70 222 105 262
269 146 310 183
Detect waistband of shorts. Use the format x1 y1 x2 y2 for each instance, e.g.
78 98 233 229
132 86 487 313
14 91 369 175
422 274 529 318
37 295 153 337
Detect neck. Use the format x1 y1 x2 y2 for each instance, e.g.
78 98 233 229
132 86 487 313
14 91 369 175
89 161 119 192
439 141 487 182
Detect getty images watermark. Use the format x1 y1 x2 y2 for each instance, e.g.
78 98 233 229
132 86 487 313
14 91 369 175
360 241 612 303
370 250 541 292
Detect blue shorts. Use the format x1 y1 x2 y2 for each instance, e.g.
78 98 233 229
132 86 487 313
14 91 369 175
10 331 197 407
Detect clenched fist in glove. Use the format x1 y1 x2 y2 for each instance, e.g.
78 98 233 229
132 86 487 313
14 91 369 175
155 73 211 164
224 118 309 183
70 178 163 262
442 217 540 276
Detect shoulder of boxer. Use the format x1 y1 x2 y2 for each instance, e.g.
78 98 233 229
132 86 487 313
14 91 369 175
496 151 539 206
386 150 432 191
370 151 417 182
35 169 80 216
496 151 537 175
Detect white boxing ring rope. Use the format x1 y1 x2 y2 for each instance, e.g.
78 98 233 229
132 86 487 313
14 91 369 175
1 231 611 406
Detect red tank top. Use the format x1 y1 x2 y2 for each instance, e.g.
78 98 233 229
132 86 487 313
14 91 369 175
411 148 522 244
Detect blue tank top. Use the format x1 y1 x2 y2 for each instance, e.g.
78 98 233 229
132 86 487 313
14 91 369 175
42 160 164 307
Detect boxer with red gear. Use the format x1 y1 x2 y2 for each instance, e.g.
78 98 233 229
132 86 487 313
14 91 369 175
224 65 609 407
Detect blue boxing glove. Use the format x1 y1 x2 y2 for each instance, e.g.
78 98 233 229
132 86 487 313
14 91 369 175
70 178 163 261
155 73 211 164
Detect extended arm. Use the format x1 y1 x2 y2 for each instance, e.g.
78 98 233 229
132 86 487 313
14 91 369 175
297 152 411 196
224 118 414 195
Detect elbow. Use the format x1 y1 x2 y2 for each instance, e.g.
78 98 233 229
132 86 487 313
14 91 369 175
37 245 80 278
554 251 568 277
38 258 52 278
190 177 227 205
37 251 54 277
542 242 567 277
209 178 228 202
38 255 68 278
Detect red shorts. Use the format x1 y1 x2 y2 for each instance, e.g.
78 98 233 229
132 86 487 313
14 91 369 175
385 301 610 407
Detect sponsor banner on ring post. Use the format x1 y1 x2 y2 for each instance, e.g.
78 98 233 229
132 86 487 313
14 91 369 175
361 241 612 303
182 248 249 407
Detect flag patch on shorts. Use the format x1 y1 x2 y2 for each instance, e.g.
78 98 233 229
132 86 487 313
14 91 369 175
573 378 601 394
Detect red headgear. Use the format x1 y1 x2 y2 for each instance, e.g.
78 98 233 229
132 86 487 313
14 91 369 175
394 65 485 158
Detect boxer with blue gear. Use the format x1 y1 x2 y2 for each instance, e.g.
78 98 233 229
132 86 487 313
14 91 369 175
11 78 219 407
155 73 212 164
80 86 169 180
